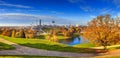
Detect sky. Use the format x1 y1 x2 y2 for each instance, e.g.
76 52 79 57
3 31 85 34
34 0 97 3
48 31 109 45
0 0 120 26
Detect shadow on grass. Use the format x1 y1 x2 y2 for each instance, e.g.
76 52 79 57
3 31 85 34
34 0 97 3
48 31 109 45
35 35 45 39
0 42 15 50
19 43 103 53
0 55 66 58
115 46 120 49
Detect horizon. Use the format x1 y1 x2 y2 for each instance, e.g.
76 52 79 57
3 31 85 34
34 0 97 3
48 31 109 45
0 0 120 26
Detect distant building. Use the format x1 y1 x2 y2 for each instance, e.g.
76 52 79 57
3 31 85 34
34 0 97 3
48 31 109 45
75 24 79 27
39 19 41 27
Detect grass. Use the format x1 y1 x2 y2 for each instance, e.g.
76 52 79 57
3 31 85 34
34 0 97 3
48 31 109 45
107 45 120 50
35 35 45 39
0 55 66 58
33 34 69 40
57 35 70 39
74 42 96 48
57 33 80 40
0 42 15 50
0 35 98 53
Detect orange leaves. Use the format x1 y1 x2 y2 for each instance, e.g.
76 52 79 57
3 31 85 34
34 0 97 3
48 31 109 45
82 14 120 49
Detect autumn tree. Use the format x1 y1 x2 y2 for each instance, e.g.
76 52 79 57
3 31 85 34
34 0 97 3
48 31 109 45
2 28 12 37
25 29 37 38
0 28 3 34
61 27 75 38
15 29 25 38
45 33 51 41
45 28 58 42
11 29 16 38
83 14 120 50
75 27 80 33
51 29 58 42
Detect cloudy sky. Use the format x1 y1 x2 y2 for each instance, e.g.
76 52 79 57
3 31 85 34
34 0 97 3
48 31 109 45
0 0 120 26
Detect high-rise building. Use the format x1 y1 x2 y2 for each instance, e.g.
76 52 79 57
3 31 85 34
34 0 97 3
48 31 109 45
39 19 41 27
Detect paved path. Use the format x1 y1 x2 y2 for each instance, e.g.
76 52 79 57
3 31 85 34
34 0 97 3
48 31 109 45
102 49 120 57
93 49 120 58
0 38 99 58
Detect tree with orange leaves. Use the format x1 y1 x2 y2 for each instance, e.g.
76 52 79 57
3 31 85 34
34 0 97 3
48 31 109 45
83 14 120 50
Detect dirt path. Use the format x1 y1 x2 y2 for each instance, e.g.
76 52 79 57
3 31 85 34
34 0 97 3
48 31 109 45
0 38 98 58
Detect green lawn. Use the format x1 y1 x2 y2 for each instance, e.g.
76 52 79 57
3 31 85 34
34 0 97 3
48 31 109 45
107 45 120 50
74 43 120 50
57 35 70 39
0 42 15 50
0 35 98 53
74 42 96 48
0 55 66 58
33 34 70 40
57 33 80 40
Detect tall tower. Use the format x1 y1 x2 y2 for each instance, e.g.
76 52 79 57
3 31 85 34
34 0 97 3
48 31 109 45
39 19 41 27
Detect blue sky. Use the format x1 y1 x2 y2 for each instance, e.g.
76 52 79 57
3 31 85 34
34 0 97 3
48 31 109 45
0 0 120 26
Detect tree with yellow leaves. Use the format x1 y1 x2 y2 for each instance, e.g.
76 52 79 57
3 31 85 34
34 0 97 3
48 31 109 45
83 14 120 50
11 29 16 38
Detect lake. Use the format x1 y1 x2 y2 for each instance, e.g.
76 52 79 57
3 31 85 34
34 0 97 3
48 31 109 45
58 37 88 46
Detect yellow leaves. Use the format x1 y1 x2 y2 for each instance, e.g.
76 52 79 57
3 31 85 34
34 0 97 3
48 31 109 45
83 14 120 48
11 30 16 38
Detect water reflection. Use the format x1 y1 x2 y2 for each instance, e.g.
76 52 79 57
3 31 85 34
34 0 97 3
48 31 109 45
58 37 87 46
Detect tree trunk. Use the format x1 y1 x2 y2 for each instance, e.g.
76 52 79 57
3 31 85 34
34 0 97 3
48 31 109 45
103 45 107 50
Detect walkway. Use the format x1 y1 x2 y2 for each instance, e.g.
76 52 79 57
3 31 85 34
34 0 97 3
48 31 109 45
0 38 98 58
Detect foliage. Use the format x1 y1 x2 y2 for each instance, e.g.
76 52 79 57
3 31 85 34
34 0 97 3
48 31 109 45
11 29 16 38
61 27 74 38
24 29 37 38
45 34 52 40
83 14 120 50
15 29 26 38
1 28 12 37
45 29 58 42
0 28 37 39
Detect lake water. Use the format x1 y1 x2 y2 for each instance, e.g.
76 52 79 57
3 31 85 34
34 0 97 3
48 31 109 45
58 37 87 46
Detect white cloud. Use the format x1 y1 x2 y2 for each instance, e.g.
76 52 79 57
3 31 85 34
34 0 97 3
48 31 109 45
90 15 96 18
68 0 85 3
80 6 97 12
117 12 120 17
0 0 32 8
0 9 6 13
80 6 91 12
100 8 113 14
0 13 70 26
101 0 120 8
113 0 120 8
68 0 79 3
0 4 32 8
0 23 30 26
51 11 64 14
113 0 120 5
